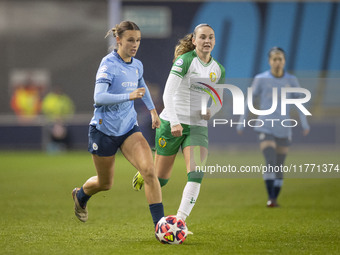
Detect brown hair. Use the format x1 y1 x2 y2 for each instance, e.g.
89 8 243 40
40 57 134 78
268 46 286 58
173 24 214 62
105 21 140 49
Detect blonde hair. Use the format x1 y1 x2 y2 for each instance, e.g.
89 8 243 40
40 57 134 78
105 21 140 49
173 24 214 62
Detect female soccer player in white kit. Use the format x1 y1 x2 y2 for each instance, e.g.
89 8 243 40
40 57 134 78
133 24 225 222
72 21 164 227
237 47 310 207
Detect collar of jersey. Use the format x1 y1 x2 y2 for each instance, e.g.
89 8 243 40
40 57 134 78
113 50 133 64
194 49 213 67
269 70 286 79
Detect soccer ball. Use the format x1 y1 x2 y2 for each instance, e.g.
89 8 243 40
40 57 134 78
155 215 188 244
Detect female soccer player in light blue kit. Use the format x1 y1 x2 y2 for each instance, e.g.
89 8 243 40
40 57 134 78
237 47 310 207
72 21 164 227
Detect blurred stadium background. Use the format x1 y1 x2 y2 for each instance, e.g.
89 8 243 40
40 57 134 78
0 0 339 151
1 2 339 254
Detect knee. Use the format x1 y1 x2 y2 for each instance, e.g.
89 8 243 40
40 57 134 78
140 164 156 184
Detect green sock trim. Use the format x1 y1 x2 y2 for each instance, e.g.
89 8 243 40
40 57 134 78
158 177 169 187
187 171 204 184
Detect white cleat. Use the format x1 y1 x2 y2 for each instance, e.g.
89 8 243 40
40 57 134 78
72 188 88 222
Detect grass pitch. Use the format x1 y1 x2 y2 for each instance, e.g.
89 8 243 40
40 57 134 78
0 150 339 254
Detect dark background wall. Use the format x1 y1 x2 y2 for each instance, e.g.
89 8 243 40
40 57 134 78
0 0 339 149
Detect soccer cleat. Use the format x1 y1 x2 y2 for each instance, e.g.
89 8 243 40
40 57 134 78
132 171 144 191
72 188 88 222
266 199 280 208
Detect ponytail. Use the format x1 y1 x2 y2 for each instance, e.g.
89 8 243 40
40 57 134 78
105 24 119 39
173 33 195 62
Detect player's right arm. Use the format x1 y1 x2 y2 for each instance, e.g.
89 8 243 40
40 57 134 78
236 76 262 134
94 59 144 106
163 54 191 137
163 74 183 137
290 76 310 136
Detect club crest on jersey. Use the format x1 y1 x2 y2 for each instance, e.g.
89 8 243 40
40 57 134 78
210 72 217 82
158 137 167 148
136 69 139 76
99 119 103 125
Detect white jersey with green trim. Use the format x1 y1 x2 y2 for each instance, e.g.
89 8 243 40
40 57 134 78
160 50 225 127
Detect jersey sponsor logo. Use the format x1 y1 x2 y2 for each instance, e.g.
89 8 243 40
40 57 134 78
171 66 182 73
209 72 217 82
97 73 108 79
92 143 98 151
99 65 108 73
190 83 209 94
175 58 184 66
158 137 167 148
190 82 223 107
122 82 138 88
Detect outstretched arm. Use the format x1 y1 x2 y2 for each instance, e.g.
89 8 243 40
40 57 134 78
94 82 146 106
94 82 130 106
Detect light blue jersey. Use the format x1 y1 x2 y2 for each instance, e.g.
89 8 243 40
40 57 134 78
237 70 309 139
90 50 155 136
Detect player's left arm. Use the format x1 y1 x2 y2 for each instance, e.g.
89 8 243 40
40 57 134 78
299 110 310 136
203 87 223 120
237 75 261 134
138 77 160 129
204 67 226 119
291 77 310 135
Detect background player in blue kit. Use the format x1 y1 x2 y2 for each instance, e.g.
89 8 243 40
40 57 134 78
237 47 310 207
72 21 164 227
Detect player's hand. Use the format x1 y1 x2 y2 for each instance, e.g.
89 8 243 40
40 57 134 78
129 88 146 100
201 109 211 120
150 109 161 129
171 124 183 137
303 129 310 136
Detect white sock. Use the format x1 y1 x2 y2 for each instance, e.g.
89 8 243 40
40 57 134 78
177 182 201 221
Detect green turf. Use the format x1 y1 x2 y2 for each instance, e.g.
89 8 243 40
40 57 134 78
0 150 339 254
